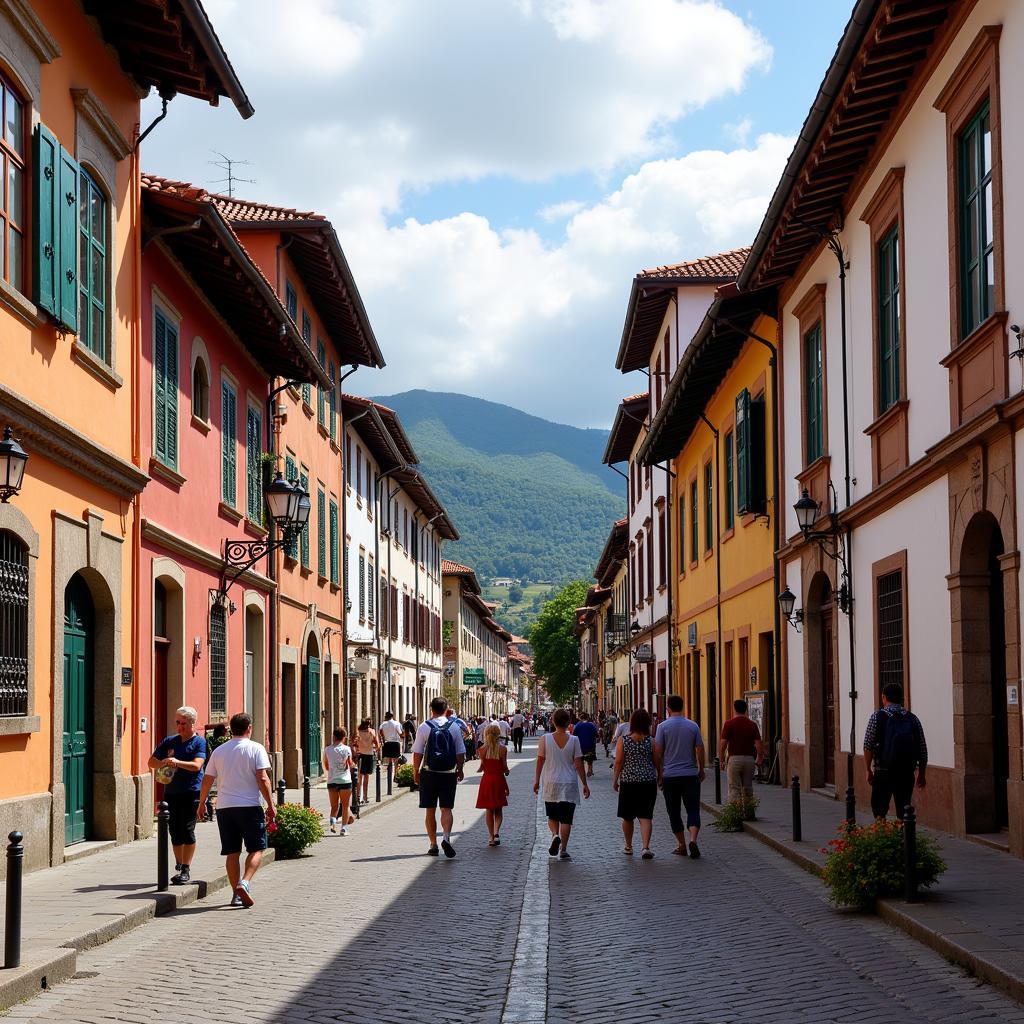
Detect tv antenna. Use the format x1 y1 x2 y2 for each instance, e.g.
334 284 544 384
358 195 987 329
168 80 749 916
208 151 254 197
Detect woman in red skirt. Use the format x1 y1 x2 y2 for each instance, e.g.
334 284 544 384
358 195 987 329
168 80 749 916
476 724 510 846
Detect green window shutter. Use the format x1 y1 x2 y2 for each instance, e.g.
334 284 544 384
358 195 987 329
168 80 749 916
957 101 994 339
317 488 326 578
33 124 58 317
689 480 697 562
725 432 735 530
704 462 713 551
301 313 312 406
330 500 339 584
159 314 179 470
367 558 374 618
358 553 366 617
285 283 297 321
677 501 685 576
299 471 310 567
877 225 900 412
153 309 167 464
803 326 823 464
57 144 79 332
246 406 262 521
284 455 297 559
328 361 337 442
735 390 749 514
221 382 236 505
317 340 326 426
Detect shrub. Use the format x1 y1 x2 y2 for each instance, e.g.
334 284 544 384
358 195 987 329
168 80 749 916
821 818 946 909
268 802 323 859
713 797 758 832
395 763 415 787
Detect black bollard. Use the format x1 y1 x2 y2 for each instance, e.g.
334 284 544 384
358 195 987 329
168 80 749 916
4 831 24 969
791 775 802 842
903 805 918 903
303 775 311 809
157 801 170 892
276 777 286 808
713 756 722 804
375 759 382 803
387 761 393 796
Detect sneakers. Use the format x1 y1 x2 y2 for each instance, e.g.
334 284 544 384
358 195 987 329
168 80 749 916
688 841 701 859
230 894 243 908
329 819 337 834
340 826 348 837
558 851 571 860
548 836 561 857
234 880 254 908
170 865 190 885
641 849 654 860
427 845 440 856
441 839 456 859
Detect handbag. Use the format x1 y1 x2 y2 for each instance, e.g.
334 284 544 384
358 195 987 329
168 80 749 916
397 754 408 765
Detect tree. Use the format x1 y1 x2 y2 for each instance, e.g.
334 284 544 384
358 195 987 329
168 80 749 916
528 579 589 705
508 584 523 604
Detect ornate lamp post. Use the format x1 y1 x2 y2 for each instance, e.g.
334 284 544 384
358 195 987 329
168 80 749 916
0 427 29 502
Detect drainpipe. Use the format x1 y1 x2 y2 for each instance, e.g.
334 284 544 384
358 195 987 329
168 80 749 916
338 372 362 727
375 472 405 719
415 510 445 720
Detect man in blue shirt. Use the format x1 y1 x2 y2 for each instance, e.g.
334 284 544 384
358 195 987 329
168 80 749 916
573 712 599 777
149 706 208 885
654 694 705 858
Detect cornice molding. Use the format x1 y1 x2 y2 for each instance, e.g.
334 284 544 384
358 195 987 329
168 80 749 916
0 384 148 499
71 87 131 160
0 0 60 62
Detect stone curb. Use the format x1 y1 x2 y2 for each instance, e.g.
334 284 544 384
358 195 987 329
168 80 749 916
701 798 1024 1008
0 948 77 1012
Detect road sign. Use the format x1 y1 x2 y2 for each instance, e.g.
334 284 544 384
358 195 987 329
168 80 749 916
463 668 486 685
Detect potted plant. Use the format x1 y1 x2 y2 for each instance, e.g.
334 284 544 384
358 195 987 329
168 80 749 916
268 803 324 859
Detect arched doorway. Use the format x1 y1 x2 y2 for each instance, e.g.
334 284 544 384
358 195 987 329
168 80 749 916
63 573 95 846
953 511 1010 833
301 633 322 779
243 598 266 746
805 572 836 789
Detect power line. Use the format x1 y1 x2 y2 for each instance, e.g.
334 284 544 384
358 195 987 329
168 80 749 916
208 151 255 197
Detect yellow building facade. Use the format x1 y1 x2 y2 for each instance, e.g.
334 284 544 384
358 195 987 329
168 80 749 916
642 300 779 758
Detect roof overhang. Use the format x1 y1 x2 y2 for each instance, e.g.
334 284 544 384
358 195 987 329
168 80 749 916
340 397 405 472
342 395 416 466
602 394 648 465
740 0 961 291
393 468 458 540
594 518 628 585
142 185 329 387
83 0 253 117
640 287 777 465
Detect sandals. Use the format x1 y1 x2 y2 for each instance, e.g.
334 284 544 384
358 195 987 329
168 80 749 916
488 838 498 847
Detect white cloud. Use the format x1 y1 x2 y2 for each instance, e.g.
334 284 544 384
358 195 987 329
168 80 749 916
538 199 586 222
342 134 793 424
724 116 754 144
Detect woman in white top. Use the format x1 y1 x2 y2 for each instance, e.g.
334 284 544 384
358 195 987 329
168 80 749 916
533 707 590 860
322 727 355 835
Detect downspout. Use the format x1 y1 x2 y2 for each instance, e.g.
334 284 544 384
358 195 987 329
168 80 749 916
338 369 361 728
607 460 631 712
130 119 142 777
712 313 783 782
375 472 405 717
699 413 723 744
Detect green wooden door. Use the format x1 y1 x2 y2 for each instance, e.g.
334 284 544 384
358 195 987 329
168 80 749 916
63 575 94 846
304 656 321 778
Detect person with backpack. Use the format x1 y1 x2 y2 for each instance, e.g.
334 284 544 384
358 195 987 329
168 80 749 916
412 696 467 857
863 683 927 820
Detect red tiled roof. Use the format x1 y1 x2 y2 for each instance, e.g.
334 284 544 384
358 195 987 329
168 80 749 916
442 559 474 575
212 194 325 226
616 248 748 373
602 392 648 465
638 247 750 282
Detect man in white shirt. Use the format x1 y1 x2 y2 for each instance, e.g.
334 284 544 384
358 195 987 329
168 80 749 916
197 712 275 908
378 711 404 778
511 710 526 753
413 697 466 858
612 710 632 745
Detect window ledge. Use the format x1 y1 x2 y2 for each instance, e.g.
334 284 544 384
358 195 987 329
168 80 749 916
302 401 313 416
0 279 45 328
243 518 267 538
722 526 736 544
317 422 329 439
331 582 340 593
72 342 122 390
0 715 41 736
191 414 212 436
300 564 312 576
150 458 185 489
218 501 242 525
330 440 340 453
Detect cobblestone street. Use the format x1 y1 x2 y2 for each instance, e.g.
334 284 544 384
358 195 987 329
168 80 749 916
6 740 1024 1024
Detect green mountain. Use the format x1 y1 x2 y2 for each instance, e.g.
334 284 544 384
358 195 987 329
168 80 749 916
370 391 625 589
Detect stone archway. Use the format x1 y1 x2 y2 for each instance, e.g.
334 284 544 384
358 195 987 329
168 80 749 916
152 558 186 746
803 569 837 790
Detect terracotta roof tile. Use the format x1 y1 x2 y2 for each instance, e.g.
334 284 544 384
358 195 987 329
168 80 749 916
211 193 325 225
638 247 750 281
442 559 475 575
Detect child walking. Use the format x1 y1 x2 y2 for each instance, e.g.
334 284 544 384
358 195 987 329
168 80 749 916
476 724 510 845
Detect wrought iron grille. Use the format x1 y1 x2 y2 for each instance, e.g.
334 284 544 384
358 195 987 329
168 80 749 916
0 531 29 717
877 570 904 692
210 603 227 718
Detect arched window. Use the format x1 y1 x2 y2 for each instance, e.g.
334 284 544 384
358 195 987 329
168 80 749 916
0 529 29 716
0 73 25 292
192 357 210 422
78 168 108 360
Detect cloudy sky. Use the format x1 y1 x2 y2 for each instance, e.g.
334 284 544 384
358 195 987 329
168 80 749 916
142 0 848 427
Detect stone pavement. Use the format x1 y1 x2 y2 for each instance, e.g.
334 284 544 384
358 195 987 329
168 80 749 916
0 778 407 1010
5 741 1024 1023
702 779 1024 1006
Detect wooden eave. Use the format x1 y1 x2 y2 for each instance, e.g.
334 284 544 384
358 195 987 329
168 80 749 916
602 394 648 465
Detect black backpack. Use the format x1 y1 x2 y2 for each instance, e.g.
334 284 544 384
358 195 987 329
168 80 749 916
878 711 919 771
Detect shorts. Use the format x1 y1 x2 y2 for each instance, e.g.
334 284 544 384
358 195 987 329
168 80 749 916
581 750 596 764
382 741 401 759
617 781 658 821
165 793 199 846
327 781 353 791
215 805 267 856
418 770 458 810
358 754 375 775
544 800 577 825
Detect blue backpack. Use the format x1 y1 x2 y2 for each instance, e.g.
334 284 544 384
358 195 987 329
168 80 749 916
425 718 457 772
878 711 919 771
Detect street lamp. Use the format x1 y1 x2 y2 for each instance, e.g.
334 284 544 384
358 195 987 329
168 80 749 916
778 586 803 630
794 488 820 533
0 426 28 502
630 620 641 637
265 470 298 527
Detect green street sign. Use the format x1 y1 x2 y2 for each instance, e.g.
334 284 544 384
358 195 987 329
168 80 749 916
463 668 486 685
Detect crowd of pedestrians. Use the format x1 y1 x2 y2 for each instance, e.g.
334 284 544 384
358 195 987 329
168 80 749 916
144 684 925 904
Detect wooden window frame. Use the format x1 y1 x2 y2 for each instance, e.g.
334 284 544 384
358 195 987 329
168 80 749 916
872 550 910 707
0 73 25 293
703 455 713 556
78 167 108 361
935 26 1006 430
793 283 830 510
723 428 735 538
688 473 698 570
